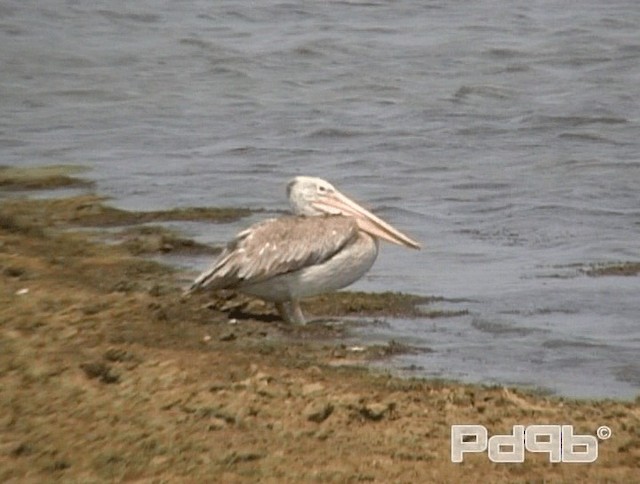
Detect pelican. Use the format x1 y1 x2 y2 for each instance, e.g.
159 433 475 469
187 176 420 324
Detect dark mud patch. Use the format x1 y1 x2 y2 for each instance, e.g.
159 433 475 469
118 225 222 256
187 289 463 324
0 211 46 238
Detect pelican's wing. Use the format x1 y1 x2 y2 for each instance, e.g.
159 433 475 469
188 215 359 292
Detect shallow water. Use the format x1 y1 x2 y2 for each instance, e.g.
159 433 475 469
2 0 639 399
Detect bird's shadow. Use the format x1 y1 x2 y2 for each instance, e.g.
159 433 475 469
226 306 282 324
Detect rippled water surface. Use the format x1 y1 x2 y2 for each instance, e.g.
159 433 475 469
2 0 639 398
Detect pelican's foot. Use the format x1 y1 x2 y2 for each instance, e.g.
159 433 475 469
275 301 307 325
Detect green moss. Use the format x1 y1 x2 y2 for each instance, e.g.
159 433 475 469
0 195 251 228
0 164 93 190
582 261 640 277
303 291 450 318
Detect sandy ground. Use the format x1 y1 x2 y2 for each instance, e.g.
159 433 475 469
1 167 639 482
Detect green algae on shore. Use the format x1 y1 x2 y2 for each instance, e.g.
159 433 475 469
303 291 468 319
188 289 466 322
0 194 252 228
582 261 640 277
0 164 94 190
0 165 253 226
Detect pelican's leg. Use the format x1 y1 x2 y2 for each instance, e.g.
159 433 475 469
275 301 306 325
275 302 291 324
289 300 306 325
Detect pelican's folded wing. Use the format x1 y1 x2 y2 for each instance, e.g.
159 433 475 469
188 215 359 292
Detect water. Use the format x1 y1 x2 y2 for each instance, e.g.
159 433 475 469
2 0 639 399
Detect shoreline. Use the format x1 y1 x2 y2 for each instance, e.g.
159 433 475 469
1 166 638 481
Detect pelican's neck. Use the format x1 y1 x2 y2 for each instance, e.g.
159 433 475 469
289 194 320 216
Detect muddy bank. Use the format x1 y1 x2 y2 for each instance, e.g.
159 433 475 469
1 171 639 482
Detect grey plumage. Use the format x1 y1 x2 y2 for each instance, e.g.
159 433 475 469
188 215 360 294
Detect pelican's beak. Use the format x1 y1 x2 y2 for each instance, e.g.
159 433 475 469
312 190 421 249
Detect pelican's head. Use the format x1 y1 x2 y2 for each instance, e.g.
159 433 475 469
287 176 420 249
287 176 339 216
